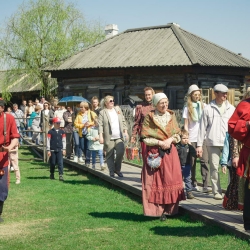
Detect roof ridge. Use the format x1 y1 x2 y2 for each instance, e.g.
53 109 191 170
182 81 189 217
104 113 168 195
179 27 250 64
170 25 198 65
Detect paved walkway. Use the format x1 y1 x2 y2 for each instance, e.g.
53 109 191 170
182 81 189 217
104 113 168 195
63 158 250 241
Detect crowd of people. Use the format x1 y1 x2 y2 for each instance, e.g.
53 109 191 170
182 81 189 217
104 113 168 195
0 84 250 233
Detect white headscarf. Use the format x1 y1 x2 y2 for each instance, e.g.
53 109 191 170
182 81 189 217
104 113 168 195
152 93 168 107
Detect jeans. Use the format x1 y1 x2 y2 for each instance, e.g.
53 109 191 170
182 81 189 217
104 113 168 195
191 141 210 188
73 131 82 158
27 117 33 138
73 132 90 163
17 126 25 144
91 150 104 166
181 165 192 192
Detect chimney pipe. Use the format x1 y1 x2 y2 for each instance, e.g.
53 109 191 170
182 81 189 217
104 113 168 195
105 24 119 39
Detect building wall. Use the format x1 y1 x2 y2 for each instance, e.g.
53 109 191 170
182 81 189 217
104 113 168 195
57 71 246 108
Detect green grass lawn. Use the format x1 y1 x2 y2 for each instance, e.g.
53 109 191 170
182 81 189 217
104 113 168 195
125 158 229 190
0 148 249 250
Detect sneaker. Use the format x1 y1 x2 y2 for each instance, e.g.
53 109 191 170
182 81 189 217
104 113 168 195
101 164 106 171
15 180 21 184
50 174 55 180
202 187 212 193
192 185 200 192
10 166 14 172
73 156 78 163
79 157 84 163
214 193 222 200
59 175 64 181
186 191 195 199
86 163 90 168
92 165 95 170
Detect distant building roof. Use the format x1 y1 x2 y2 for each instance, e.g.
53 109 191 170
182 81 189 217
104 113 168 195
0 70 56 93
48 23 250 71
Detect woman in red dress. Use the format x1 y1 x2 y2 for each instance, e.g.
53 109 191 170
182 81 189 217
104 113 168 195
140 93 185 220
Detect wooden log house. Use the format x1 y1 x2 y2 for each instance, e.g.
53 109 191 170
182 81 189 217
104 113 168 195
47 23 250 108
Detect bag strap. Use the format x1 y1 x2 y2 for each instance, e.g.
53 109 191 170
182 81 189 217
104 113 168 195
3 113 7 146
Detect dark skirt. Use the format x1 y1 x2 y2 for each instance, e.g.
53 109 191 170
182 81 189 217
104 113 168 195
222 167 239 210
243 179 250 230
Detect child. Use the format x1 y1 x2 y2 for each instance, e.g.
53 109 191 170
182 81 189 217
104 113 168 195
47 117 66 181
86 118 105 170
176 129 197 199
8 142 21 184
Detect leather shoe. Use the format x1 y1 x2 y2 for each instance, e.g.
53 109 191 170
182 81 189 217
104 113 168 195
115 171 123 177
110 173 114 178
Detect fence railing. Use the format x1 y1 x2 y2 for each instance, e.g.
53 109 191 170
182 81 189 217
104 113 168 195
12 115 48 163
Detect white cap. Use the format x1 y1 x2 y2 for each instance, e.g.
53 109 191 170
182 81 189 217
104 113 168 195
213 84 228 93
187 84 200 95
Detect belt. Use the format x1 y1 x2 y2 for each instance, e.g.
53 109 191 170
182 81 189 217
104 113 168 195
110 138 121 141
243 144 250 149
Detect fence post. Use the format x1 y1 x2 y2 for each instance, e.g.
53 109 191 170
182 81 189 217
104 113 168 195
42 115 47 163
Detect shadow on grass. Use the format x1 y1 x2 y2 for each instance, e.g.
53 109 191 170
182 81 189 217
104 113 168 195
26 176 50 180
150 224 229 237
89 211 156 222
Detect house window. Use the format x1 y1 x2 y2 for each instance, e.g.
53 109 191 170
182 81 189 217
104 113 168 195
202 89 210 104
202 88 235 105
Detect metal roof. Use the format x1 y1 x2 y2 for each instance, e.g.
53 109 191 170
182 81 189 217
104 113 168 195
0 71 56 93
48 23 250 71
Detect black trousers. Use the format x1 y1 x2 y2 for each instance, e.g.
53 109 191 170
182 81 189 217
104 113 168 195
65 133 73 157
243 179 250 230
0 166 8 202
49 151 63 176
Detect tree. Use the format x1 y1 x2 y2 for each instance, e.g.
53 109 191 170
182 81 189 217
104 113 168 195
0 0 105 100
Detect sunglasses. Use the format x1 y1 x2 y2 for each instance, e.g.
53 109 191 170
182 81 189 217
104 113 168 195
109 100 114 103
55 122 61 124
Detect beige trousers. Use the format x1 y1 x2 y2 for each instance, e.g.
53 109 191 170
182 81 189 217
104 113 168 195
9 147 20 182
206 146 222 195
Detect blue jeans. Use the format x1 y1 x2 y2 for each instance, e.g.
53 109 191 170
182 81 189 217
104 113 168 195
181 165 192 192
18 126 25 144
73 131 82 158
73 132 90 163
91 150 104 165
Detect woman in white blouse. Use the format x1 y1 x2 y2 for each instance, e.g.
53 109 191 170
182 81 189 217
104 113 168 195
98 96 129 177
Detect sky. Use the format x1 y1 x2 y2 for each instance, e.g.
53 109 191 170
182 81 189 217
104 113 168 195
0 0 250 59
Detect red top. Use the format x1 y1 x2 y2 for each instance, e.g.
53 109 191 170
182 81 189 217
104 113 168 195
132 102 154 137
228 98 250 178
0 112 20 167
228 99 250 147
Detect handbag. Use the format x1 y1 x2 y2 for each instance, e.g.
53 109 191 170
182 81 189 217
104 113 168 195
147 152 162 170
20 122 25 128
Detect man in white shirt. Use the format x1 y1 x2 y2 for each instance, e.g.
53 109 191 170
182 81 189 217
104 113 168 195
196 84 235 200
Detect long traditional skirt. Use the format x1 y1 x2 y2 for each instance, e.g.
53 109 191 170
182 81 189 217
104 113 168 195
222 167 239 210
142 145 185 217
